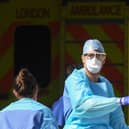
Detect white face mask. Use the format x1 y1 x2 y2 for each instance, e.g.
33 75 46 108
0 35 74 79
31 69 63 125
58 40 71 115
85 57 102 74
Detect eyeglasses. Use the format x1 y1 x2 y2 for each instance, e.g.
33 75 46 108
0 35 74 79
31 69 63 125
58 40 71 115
84 53 106 61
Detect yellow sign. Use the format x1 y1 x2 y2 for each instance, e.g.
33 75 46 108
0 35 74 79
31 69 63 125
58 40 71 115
66 2 125 19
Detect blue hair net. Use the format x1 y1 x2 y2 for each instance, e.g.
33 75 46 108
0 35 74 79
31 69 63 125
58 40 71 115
83 39 105 54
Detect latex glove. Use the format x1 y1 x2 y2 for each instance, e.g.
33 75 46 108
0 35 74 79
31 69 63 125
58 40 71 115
120 96 129 105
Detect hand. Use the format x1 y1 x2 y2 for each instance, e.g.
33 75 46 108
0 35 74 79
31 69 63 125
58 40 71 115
120 96 129 105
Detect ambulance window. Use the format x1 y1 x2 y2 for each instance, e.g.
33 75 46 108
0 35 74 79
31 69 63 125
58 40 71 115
14 25 51 88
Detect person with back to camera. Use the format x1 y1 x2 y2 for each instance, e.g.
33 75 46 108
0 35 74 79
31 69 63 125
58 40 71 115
0 68 59 129
63 39 129 129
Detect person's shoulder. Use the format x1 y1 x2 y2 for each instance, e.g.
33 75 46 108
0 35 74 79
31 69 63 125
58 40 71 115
1 105 10 112
65 68 85 85
36 101 52 112
67 67 84 78
0 100 18 112
36 102 55 118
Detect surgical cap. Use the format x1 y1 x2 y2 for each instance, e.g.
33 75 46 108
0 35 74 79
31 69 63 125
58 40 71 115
83 39 105 54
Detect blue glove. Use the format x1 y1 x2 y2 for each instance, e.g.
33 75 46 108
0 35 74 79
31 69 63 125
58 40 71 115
120 96 129 105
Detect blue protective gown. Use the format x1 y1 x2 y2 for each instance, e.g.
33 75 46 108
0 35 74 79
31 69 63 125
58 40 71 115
52 95 72 127
0 98 59 129
63 68 129 129
52 96 65 126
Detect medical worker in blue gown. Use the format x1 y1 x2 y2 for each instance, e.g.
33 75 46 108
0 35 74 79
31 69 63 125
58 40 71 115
0 68 59 129
63 39 129 129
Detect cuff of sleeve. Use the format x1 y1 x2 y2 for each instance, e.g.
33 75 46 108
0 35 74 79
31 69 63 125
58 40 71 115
119 97 124 105
117 98 122 105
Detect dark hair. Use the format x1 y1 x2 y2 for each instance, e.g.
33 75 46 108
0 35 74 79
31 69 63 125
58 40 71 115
13 68 38 98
